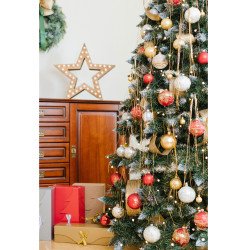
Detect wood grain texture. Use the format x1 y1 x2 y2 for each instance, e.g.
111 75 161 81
39 123 69 143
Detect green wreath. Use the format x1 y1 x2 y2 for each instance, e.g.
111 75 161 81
39 3 66 51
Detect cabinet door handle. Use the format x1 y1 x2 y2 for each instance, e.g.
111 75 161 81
39 109 45 117
39 151 44 158
39 131 45 137
39 171 45 178
71 145 77 158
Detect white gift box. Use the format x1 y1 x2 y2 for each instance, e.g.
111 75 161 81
39 187 54 240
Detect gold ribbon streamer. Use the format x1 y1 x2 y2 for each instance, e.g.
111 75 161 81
77 231 87 245
149 134 172 156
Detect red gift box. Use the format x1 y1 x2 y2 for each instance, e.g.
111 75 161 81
53 186 85 225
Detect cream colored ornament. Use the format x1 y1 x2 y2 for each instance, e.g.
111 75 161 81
180 117 186 125
143 224 161 243
112 204 125 219
173 38 185 50
178 183 196 203
161 18 173 30
166 73 173 80
152 52 168 69
124 146 136 159
196 195 203 203
145 46 157 58
116 145 125 157
144 41 155 48
173 75 191 91
176 33 196 44
184 7 201 24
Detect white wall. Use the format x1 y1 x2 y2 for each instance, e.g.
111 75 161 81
39 0 143 101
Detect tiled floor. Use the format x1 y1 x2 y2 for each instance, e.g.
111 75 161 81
40 241 113 250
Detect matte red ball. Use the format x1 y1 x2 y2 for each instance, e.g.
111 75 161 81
137 46 145 55
168 0 182 5
143 74 154 84
189 119 205 137
197 51 208 64
127 193 141 209
142 173 155 186
194 210 208 230
158 89 174 107
110 173 121 185
172 227 190 247
131 106 143 120
100 214 110 226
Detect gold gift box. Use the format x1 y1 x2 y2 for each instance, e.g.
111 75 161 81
54 223 113 246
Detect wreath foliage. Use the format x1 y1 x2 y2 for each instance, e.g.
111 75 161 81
39 4 66 51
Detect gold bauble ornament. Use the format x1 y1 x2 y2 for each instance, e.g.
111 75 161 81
173 38 185 50
128 75 133 82
145 46 157 58
144 41 154 49
200 10 206 17
166 73 173 80
196 195 203 203
180 117 185 125
161 18 173 30
170 175 182 190
145 9 161 21
160 132 177 150
176 34 196 44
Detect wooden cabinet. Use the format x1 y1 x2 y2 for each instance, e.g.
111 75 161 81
39 99 120 187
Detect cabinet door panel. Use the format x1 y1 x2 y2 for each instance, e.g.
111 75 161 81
39 143 69 163
70 103 119 185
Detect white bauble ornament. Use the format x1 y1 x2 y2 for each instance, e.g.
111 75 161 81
178 183 196 203
116 145 125 157
124 147 136 159
112 204 125 219
143 110 154 123
173 75 191 91
152 52 168 69
122 112 132 121
142 24 153 32
143 224 161 243
184 7 201 24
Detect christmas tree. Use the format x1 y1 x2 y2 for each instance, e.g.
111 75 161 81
101 0 208 249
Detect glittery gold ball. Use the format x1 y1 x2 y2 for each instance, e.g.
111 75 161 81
196 195 203 203
173 38 185 50
166 73 173 80
160 132 177 150
170 176 182 190
128 75 133 82
161 18 173 30
180 117 185 125
144 46 157 58
200 10 206 17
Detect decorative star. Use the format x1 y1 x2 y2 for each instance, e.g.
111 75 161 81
55 44 115 100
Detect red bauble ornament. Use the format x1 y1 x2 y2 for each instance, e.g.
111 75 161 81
172 227 190 247
189 119 205 137
110 173 121 185
131 106 143 120
143 73 154 84
168 0 182 6
127 193 141 209
142 173 155 186
137 46 145 55
197 51 208 64
194 210 208 230
158 89 174 107
100 214 110 226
